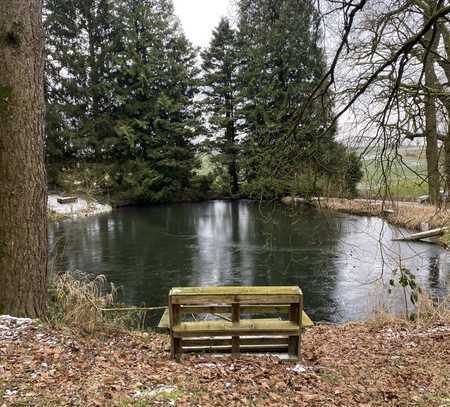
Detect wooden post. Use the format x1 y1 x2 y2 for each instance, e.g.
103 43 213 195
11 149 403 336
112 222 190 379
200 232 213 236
232 302 240 356
298 294 303 359
288 301 300 359
169 292 182 361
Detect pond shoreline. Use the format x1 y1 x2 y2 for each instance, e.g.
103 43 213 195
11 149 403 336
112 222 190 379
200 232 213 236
282 196 450 248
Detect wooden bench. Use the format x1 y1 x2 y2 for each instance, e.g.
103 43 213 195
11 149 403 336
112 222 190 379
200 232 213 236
57 196 78 204
168 286 303 360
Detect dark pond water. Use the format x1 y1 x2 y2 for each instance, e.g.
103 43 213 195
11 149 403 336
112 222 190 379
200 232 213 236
49 200 449 323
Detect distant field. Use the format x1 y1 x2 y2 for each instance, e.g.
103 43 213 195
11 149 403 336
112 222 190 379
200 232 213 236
197 146 433 200
357 146 430 199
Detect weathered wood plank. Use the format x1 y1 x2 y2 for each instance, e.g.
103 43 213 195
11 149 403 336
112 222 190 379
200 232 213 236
180 304 292 314
302 311 314 327
182 337 289 347
182 345 289 353
170 286 302 296
157 307 170 332
171 294 301 305
172 320 300 337
158 309 313 331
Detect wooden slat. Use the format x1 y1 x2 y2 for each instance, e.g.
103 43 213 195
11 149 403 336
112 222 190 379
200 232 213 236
157 307 170 332
182 337 289 347
182 345 289 353
240 305 290 313
170 286 302 296
172 320 300 337
160 310 312 334
179 304 292 314
171 294 300 305
180 305 231 315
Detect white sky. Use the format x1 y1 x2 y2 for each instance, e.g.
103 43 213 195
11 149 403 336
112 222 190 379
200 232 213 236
173 0 234 48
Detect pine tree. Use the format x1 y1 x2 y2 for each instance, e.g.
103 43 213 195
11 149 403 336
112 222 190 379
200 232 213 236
45 0 118 161
110 0 201 202
45 0 202 203
201 18 240 195
236 0 342 198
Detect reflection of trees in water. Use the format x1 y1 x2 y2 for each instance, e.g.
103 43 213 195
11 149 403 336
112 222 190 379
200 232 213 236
48 202 449 323
189 202 344 322
190 201 254 286
331 217 450 321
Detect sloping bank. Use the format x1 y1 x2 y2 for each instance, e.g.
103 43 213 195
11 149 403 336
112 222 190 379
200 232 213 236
0 314 449 406
282 197 450 244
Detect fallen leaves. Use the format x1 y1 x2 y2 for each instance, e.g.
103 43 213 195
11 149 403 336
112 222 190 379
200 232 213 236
0 316 449 406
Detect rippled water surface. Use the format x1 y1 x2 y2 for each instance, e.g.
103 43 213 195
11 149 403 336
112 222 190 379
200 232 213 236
49 200 449 323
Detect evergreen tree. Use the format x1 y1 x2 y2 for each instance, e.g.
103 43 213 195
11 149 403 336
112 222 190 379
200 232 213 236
237 0 348 198
111 0 201 202
201 18 240 195
45 0 118 161
45 0 202 203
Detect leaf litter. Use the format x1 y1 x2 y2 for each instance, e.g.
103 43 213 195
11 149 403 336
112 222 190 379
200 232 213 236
0 315 449 406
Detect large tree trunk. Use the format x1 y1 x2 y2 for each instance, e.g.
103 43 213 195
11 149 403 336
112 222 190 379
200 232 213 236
225 89 239 195
0 0 48 317
436 23 450 201
423 15 440 206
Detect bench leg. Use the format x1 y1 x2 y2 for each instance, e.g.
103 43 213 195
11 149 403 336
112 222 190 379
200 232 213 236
289 302 301 360
288 335 300 359
173 338 182 361
232 303 240 357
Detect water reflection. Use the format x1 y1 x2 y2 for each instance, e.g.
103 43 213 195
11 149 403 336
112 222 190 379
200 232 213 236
48 201 449 323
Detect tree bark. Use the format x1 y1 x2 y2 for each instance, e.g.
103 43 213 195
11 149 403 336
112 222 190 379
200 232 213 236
0 0 48 317
423 15 440 205
225 87 239 195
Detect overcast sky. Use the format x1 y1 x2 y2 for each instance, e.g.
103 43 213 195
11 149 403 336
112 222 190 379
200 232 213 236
173 0 234 48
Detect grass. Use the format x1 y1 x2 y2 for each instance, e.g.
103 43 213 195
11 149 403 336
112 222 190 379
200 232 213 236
47 271 148 333
358 146 431 200
369 291 450 330
315 197 450 231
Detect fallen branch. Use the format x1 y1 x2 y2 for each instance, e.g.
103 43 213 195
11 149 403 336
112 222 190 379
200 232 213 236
393 227 448 242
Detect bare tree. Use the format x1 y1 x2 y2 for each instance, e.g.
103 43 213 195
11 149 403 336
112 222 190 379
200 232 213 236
0 0 48 317
298 0 450 203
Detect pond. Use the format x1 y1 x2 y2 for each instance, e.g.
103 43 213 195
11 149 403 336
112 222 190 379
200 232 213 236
49 200 449 323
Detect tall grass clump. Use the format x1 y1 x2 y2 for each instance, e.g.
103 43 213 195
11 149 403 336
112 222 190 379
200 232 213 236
48 271 119 333
414 292 450 327
370 291 450 329
48 271 152 333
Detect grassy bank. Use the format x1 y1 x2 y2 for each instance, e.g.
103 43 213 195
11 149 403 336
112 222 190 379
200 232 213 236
309 197 450 233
